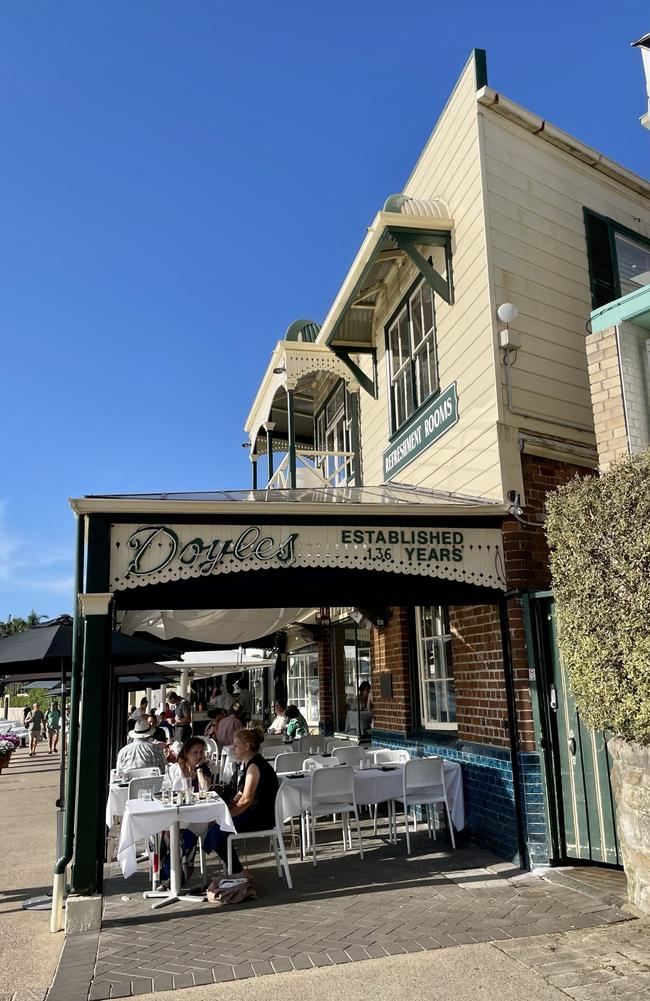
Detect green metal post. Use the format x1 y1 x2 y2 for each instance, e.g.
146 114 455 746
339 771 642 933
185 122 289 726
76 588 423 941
348 390 362 486
265 423 275 484
287 389 297 489
71 515 112 896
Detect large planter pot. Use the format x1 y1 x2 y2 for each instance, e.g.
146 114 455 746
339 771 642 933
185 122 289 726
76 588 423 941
0 753 11 772
609 737 650 915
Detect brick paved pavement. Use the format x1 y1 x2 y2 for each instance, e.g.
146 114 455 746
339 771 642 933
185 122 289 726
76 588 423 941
48 822 635 1000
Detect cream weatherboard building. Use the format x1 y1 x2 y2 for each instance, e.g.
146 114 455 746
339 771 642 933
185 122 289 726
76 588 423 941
62 50 650 919
244 49 650 869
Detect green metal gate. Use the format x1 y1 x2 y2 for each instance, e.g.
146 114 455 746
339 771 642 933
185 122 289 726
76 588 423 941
529 593 620 865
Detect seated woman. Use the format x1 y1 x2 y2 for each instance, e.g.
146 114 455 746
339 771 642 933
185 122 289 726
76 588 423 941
160 738 211 883
204 726 279 875
283 704 309 741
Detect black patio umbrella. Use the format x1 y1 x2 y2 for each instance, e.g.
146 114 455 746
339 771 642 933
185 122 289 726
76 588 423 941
0 615 181 676
0 617 183 829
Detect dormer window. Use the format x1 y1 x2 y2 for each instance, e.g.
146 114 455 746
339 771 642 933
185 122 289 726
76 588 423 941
387 277 439 433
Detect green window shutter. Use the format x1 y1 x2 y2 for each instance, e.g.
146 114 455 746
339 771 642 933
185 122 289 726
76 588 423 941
584 210 618 309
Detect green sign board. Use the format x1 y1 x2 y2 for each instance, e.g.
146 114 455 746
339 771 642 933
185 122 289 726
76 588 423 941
383 383 458 480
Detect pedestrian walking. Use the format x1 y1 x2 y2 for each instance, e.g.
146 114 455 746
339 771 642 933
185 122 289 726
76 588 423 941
25 702 45 757
46 701 61 753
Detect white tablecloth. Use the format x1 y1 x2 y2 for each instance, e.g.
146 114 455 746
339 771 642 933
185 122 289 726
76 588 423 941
117 798 236 878
278 760 464 831
106 783 129 828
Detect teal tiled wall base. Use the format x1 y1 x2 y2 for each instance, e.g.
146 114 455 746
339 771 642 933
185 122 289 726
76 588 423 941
371 730 549 867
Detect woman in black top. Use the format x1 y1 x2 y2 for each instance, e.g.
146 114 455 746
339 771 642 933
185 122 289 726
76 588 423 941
204 726 279 874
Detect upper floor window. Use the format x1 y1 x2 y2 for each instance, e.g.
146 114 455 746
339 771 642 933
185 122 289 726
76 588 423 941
614 232 650 296
315 380 354 485
584 209 650 309
416 605 456 729
386 278 438 433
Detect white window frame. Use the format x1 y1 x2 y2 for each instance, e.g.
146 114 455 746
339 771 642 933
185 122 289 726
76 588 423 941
315 380 354 485
386 277 438 434
287 647 320 728
416 605 456 730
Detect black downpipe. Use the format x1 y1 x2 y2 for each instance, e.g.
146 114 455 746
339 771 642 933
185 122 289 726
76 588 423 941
499 595 528 868
54 515 84 878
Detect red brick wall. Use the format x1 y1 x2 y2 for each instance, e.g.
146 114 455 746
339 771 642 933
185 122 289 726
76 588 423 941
370 607 412 732
504 453 591 590
449 605 509 747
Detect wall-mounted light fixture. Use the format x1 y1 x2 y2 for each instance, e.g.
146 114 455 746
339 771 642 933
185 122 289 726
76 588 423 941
497 303 520 350
272 366 286 375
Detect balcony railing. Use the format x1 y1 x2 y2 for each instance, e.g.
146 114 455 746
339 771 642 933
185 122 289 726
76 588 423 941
268 449 355 489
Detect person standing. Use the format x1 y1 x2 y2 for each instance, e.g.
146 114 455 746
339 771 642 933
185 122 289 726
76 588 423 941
46 701 62 754
234 677 253 720
216 683 235 713
26 702 45 757
167 691 192 742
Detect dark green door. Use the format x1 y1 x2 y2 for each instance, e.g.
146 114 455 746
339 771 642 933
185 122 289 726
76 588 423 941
531 595 620 865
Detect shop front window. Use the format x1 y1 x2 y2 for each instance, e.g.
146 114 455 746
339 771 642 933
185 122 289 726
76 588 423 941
416 606 456 729
287 646 319 728
331 623 372 735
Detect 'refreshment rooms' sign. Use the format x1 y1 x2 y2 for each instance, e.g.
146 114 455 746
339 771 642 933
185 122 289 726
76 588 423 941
383 383 458 480
110 519 505 591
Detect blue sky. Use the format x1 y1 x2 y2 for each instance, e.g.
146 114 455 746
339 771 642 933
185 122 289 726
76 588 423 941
0 1 647 620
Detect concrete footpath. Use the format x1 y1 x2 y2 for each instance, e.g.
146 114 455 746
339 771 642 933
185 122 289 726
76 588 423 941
0 743 63 1001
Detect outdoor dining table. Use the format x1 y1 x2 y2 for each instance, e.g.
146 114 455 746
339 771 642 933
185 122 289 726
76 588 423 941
116 796 236 909
277 759 464 841
106 781 130 828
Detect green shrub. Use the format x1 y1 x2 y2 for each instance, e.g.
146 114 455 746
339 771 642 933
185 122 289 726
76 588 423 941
546 449 650 745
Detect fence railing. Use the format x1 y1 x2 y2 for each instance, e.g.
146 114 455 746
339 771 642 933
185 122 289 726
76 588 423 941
267 449 355 488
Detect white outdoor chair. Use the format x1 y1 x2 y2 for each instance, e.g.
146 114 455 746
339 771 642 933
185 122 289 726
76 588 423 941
371 749 410 835
395 758 455 854
226 792 292 888
274 751 305 774
127 775 164 800
260 744 284 760
309 765 363 865
298 734 326 755
324 737 344 753
263 734 285 747
374 749 410 764
303 755 340 770
219 746 238 783
125 767 163 779
332 745 367 768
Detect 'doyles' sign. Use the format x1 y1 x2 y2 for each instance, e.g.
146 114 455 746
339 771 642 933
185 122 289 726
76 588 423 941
124 524 298 578
110 521 505 591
